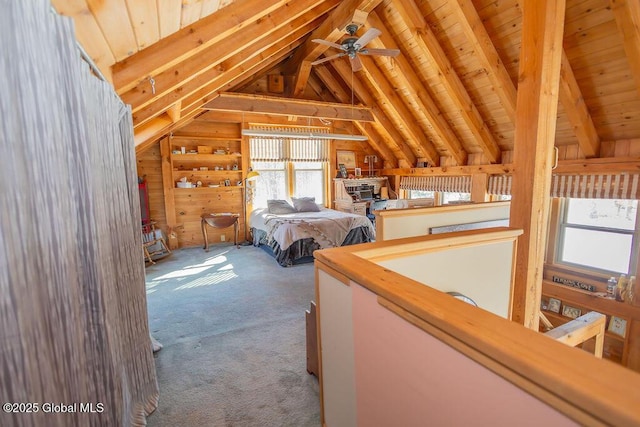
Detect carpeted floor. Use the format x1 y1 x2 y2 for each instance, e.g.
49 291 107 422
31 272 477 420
144 245 320 427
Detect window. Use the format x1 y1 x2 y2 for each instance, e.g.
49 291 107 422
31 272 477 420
249 134 328 208
557 198 639 274
409 190 435 199
442 192 471 204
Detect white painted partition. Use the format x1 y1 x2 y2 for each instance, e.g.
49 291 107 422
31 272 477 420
374 201 510 240
314 228 640 426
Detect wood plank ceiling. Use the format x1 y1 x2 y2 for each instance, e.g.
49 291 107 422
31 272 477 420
52 0 640 168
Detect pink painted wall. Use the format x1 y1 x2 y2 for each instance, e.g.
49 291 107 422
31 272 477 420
350 283 578 426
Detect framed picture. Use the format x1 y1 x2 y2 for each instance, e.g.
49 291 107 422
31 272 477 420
354 167 362 177
608 316 627 337
562 304 581 319
336 150 356 169
547 297 561 313
338 164 348 178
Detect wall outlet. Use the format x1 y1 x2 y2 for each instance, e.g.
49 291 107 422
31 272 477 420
220 234 226 242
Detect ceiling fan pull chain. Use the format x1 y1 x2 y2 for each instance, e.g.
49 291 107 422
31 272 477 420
149 77 156 95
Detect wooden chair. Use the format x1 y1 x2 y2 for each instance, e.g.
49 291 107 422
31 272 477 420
142 221 171 264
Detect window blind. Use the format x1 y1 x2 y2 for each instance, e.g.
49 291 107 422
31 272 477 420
400 176 471 193
249 126 329 161
487 173 640 199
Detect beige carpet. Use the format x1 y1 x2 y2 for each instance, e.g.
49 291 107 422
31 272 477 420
144 245 320 426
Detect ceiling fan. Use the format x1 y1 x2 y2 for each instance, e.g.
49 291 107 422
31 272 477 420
310 24 400 72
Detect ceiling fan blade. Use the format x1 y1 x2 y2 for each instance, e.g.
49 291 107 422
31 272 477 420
311 39 345 50
360 47 400 57
311 52 346 66
350 55 363 72
354 28 381 49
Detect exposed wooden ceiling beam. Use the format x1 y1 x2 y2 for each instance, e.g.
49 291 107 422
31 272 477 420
391 0 501 163
180 37 310 118
310 64 397 167
558 51 600 158
122 0 331 114
202 93 375 122
358 55 440 166
610 0 640 98
448 0 517 122
288 0 383 97
133 36 308 147
450 0 599 158
111 0 290 93
132 14 322 127
329 58 417 167
366 12 467 166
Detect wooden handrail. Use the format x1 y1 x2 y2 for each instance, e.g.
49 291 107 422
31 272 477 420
544 311 606 358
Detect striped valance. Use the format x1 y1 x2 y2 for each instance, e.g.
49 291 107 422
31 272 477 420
400 175 471 193
249 126 329 161
551 173 640 199
487 173 640 199
488 175 512 196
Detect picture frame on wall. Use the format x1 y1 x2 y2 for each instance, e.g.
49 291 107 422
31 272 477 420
562 304 581 319
547 297 561 313
608 316 627 337
336 150 356 169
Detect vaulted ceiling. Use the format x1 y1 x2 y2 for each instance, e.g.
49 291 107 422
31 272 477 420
52 0 640 169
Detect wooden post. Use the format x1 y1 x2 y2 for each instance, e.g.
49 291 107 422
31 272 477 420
470 173 488 203
160 136 179 249
510 0 566 329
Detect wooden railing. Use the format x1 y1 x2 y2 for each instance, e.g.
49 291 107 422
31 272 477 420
544 311 606 358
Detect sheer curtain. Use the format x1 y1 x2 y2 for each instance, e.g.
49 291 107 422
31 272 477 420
0 1 158 426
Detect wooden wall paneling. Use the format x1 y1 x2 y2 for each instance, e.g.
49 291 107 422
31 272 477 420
136 142 167 231
510 0 566 329
174 187 243 247
124 0 160 50
157 0 182 38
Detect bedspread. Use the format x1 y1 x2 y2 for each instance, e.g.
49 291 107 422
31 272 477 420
251 207 375 250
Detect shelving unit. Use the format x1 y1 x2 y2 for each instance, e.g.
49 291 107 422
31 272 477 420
162 125 248 248
541 280 640 371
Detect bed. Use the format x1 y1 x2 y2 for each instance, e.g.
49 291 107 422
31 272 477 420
250 199 375 267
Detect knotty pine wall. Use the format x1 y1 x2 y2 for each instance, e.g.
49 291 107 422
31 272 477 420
136 144 168 233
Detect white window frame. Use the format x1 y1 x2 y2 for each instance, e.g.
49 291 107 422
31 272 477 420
555 198 640 275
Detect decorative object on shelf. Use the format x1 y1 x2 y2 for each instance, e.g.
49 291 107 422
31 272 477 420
547 297 561 313
338 164 348 179
562 304 582 319
336 150 356 169
616 274 629 302
608 316 627 337
354 167 362 177
552 275 597 292
364 154 377 177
